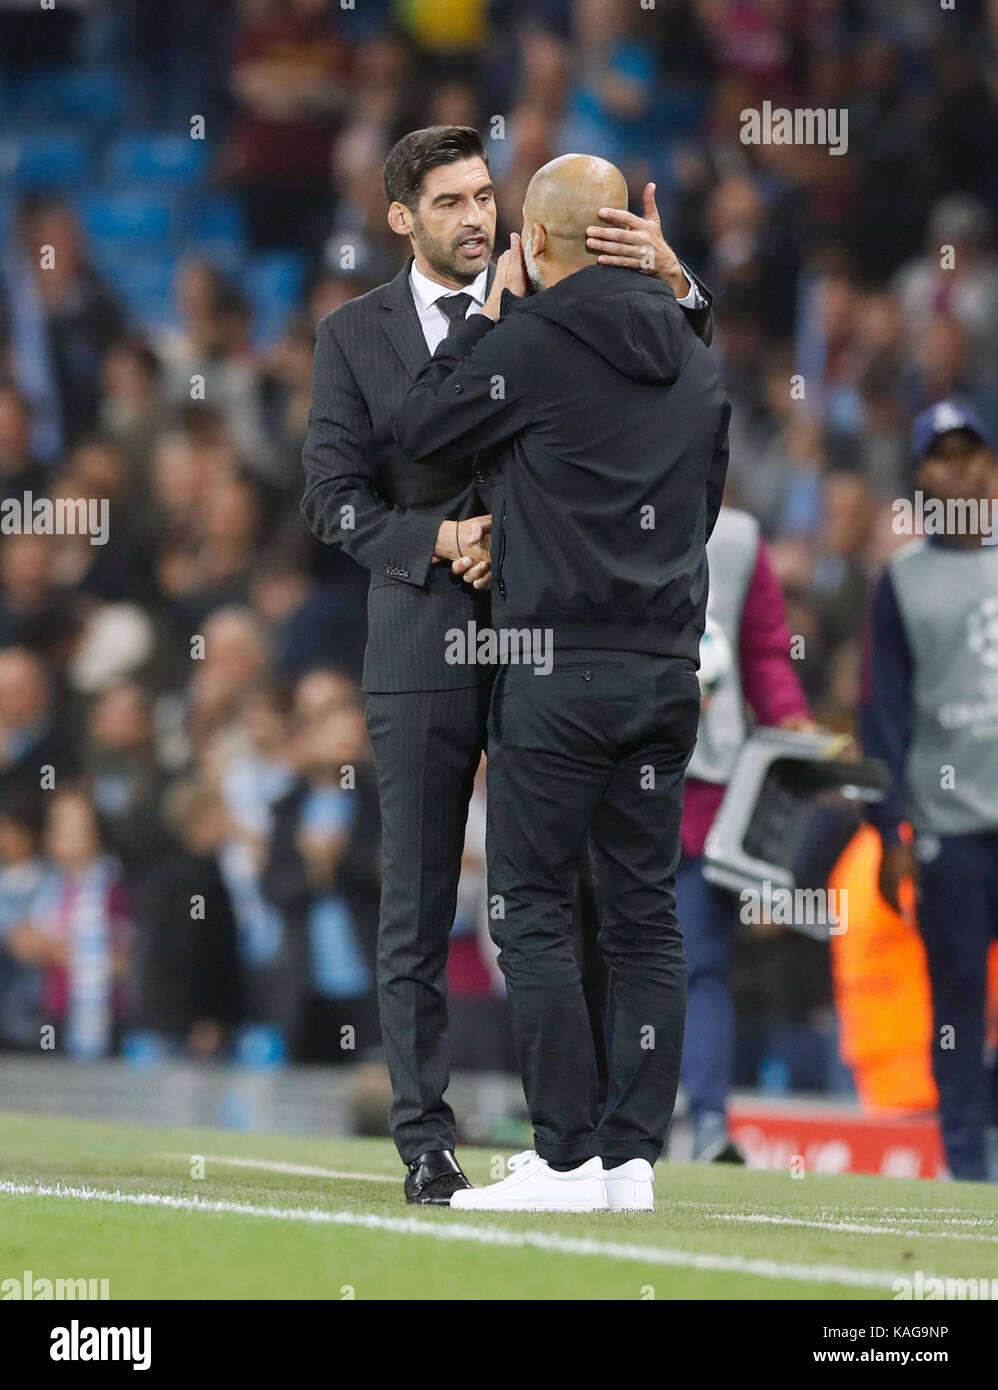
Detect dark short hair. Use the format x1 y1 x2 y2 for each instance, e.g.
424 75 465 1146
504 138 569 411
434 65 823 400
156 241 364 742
383 126 488 209
924 426 984 461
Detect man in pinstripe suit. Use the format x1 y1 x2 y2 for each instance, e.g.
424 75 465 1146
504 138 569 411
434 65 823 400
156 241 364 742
301 125 713 1203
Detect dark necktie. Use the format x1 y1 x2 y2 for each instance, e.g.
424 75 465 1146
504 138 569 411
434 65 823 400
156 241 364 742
436 292 474 338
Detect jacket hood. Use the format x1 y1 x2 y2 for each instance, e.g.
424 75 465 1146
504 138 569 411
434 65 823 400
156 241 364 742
513 264 695 385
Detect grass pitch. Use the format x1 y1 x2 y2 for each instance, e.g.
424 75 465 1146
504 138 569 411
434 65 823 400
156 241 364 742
0 1111 995 1300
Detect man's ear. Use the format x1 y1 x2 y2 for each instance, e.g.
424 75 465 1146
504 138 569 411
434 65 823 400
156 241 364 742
532 222 548 258
387 201 414 238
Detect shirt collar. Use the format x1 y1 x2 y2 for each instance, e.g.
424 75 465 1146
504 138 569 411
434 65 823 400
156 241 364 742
409 261 489 315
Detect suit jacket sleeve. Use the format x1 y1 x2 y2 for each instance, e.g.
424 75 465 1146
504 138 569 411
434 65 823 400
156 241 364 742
394 310 536 466
301 315 442 589
705 400 730 541
679 262 713 347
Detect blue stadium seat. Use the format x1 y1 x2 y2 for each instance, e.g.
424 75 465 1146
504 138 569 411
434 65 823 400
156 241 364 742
89 237 175 285
88 235 157 272
246 252 307 344
194 195 246 243
121 291 178 333
82 192 174 242
246 251 307 303
121 1031 185 1065
122 259 178 304
19 67 126 127
231 1024 287 1070
0 131 92 189
95 254 177 331
105 134 207 185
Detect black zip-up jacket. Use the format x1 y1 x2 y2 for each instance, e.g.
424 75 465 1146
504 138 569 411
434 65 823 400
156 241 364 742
394 265 731 661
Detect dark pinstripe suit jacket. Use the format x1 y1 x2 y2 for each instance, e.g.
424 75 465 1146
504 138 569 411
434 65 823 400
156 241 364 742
302 258 495 693
301 257 714 693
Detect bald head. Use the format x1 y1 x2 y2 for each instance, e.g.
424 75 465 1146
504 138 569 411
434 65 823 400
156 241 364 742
522 154 628 288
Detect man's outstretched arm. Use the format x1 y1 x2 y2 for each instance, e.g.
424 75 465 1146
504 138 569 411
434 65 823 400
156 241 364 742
395 240 536 467
394 314 534 467
586 182 714 346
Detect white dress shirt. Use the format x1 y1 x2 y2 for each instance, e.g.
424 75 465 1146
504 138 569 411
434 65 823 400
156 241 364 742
410 263 490 354
676 273 706 310
408 260 704 354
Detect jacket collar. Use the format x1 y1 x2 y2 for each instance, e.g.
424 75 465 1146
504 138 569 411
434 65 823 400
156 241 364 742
381 257 496 377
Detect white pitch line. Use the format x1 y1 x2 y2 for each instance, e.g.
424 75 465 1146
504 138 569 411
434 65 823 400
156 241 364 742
165 1158 998 1239
157 1153 399 1183
811 1211 998 1230
710 1211 998 1243
666 1198 998 1229
0 1178 940 1292
849 1206 998 1218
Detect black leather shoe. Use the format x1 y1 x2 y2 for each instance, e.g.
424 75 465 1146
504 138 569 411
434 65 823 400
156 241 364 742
404 1149 472 1205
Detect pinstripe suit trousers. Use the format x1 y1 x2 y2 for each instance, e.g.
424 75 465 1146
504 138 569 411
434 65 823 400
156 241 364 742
365 679 492 1161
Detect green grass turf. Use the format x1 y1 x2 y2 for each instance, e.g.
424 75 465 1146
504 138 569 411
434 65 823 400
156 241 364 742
0 1111 995 1300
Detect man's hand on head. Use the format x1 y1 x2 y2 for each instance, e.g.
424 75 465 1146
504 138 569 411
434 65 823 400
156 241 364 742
482 233 530 321
585 183 692 299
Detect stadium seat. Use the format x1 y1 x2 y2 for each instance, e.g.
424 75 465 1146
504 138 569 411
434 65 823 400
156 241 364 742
89 249 178 326
104 134 207 185
81 192 174 242
232 1024 287 1070
121 1031 186 1065
88 235 160 274
0 131 92 189
246 252 307 344
247 251 307 302
195 195 246 243
18 67 126 127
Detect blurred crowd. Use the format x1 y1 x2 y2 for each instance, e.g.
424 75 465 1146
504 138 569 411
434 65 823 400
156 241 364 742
0 0 996 1085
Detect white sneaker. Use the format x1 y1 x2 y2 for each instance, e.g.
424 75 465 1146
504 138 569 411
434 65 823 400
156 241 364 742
450 1151 607 1212
603 1158 655 1211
